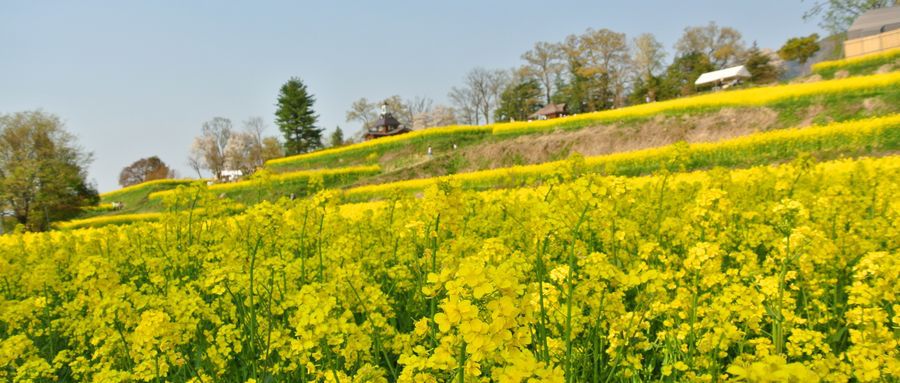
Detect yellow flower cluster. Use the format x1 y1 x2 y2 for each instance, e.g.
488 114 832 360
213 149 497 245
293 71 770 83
54 212 162 230
1 153 898 381
81 203 117 213
148 165 381 201
811 47 900 74
100 178 205 200
345 114 900 199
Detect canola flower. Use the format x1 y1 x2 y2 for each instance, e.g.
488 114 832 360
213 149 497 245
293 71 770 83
345 114 900 200
811 47 900 76
54 212 162 230
81 203 117 213
148 165 381 201
100 178 205 200
0 154 898 382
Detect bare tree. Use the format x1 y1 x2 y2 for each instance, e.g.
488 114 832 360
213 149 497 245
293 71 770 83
187 148 204 178
458 67 510 124
675 22 746 68
243 117 266 167
223 132 255 174
521 41 565 104
188 117 232 179
578 28 632 107
412 104 458 129
632 33 666 81
804 0 896 35
405 96 434 126
345 97 379 131
449 86 479 125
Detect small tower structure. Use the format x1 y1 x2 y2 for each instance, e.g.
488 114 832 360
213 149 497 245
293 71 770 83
364 102 411 140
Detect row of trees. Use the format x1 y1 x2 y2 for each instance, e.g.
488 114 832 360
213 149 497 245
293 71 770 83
180 77 322 180
451 22 761 126
339 22 783 134
345 96 457 137
186 117 284 179
302 0 898 145
341 5 874 134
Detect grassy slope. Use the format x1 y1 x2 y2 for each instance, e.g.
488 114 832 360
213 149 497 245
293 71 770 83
360 89 900 185
89 181 204 217
812 47 900 79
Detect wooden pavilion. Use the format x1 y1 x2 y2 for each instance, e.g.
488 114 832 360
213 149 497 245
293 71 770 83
364 103 412 140
529 103 567 120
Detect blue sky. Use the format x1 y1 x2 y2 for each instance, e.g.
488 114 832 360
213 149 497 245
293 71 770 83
0 1 822 192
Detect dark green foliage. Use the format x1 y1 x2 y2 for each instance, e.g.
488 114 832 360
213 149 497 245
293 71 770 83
745 45 781 84
330 126 345 148
778 34 821 64
658 53 715 100
553 74 603 114
495 79 543 122
628 75 663 104
275 77 323 155
0 110 99 231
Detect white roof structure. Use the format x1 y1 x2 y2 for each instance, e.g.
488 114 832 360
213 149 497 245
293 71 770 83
221 169 243 177
694 65 752 86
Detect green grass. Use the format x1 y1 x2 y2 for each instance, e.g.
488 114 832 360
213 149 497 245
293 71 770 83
95 180 204 216
812 48 900 79
213 169 379 205
342 115 900 201
265 129 491 172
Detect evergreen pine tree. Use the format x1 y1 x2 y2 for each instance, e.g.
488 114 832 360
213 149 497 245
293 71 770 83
745 43 780 84
330 126 344 147
495 79 542 122
275 77 322 155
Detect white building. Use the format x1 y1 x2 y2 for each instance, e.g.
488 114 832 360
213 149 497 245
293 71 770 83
694 65 752 89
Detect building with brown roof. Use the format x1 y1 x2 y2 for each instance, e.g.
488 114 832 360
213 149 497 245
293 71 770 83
529 103 567 120
364 103 412 140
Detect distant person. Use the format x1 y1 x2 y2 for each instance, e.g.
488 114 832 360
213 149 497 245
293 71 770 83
452 143 458 150
645 95 650 103
427 146 433 158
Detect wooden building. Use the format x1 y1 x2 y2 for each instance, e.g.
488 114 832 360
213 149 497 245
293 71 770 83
365 103 412 140
529 103 567 120
844 6 900 58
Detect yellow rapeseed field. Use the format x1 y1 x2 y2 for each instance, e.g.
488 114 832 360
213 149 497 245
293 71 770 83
100 179 205 200
54 212 162 230
147 165 381 201
1 154 898 382
811 47 900 74
345 114 900 199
